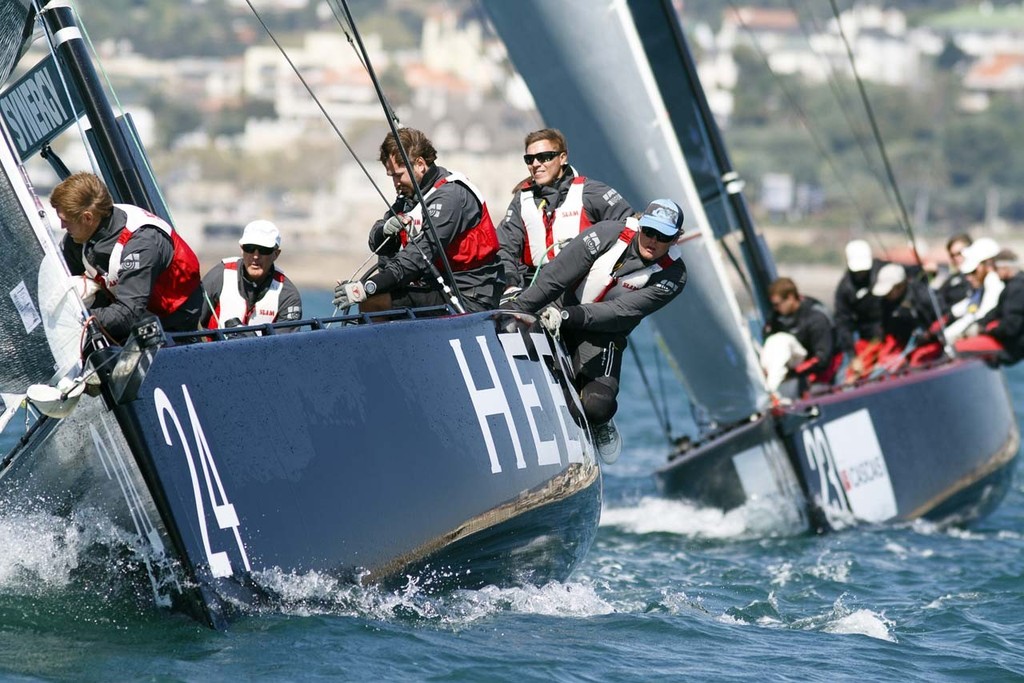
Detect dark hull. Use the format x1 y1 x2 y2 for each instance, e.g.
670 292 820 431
656 359 1019 532
1 311 602 627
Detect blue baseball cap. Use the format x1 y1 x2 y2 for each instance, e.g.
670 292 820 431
638 199 684 237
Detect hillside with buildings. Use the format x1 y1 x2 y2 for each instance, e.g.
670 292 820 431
16 0 1024 287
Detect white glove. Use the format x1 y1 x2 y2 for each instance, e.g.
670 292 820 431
333 281 367 309
382 214 410 237
68 275 101 306
539 306 564 334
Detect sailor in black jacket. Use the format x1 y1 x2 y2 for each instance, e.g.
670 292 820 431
508 199 687 437
833 239 885 353
762 277 839 394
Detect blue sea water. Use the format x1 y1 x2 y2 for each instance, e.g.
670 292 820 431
1 290 1022 681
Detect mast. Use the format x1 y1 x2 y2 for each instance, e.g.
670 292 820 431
40 0 153 210
639 0 775 320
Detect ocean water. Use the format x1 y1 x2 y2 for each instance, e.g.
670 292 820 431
0 291 1021 681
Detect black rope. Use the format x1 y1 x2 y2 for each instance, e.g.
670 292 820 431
336 0 466 314
627 343 674 445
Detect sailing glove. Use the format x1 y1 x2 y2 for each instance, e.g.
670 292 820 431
333 281 367 309
499 286 522 306
382 214 410 238
539 306 564 333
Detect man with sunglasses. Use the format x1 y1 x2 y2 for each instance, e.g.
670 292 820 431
496 128 631 304
53 171 203 343
507 199 687 460
200 220 302 331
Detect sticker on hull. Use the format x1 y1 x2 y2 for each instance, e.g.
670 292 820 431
803 408 897 527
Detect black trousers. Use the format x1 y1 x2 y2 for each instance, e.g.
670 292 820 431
564 331 624 426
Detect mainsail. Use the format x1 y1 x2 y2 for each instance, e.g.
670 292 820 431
483 0 770 425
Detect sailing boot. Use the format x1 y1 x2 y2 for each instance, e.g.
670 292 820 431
592 419 622 464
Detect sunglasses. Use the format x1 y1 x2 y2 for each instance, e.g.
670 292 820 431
523 150 563 165
641 226 676 243
242 244 276 256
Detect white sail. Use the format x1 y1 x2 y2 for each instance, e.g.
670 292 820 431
483 0 770 425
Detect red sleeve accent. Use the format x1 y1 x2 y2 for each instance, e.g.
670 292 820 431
795 358 818 374
619 228 636 243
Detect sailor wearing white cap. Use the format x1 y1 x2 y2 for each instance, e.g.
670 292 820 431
200 220 303 331
943 237 1004 344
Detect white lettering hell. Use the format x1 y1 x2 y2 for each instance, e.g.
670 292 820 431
449 337 525 473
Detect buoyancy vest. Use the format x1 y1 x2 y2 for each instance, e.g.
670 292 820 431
520 176 590 267
398 171 499 271
208 258 286 328
574 218 682 304
84 204 201 317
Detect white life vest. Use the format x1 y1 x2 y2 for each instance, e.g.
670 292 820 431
211 258 285 327
520 174 589 267
574 218 682 304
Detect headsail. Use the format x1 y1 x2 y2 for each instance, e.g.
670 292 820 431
0 4 87 421
483 0 770 425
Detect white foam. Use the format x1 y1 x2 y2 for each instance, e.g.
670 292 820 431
600 496 802 538
823 608 895 642
250 567 616 624
0 511 83 590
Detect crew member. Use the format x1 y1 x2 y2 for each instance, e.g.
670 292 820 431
870 263 938 371
53 171 202 343
834 239 886 381
508 199 688 460
497 128 632 302
761 277 840 396
201 220 302 331
955 250 1024 365
332 127 502 314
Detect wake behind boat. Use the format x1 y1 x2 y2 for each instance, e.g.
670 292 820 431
484 0 1019 533
0 1 600 628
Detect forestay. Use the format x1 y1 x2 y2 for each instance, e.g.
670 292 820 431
483 0 769 426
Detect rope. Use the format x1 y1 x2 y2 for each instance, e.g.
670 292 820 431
627 342 674 445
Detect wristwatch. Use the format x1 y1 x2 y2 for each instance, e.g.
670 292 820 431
561 309 569 321
364 279 377 296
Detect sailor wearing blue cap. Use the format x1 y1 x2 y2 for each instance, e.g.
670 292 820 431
507 198 688 462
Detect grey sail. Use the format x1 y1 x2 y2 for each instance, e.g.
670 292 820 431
483 0 769 426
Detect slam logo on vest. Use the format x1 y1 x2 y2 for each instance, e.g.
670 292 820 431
121 252 141 271
257 308 276 318
582 232 601 256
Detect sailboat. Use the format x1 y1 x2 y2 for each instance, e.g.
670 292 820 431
483 0 1019 532
0 0 602 628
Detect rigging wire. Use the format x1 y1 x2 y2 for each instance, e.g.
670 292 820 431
334 0 466 313
248 0 464 312
243 0 394 209
827 0 949 343
627 342 674 445
795 1 904 229
827 0 918 260
726 0 883 248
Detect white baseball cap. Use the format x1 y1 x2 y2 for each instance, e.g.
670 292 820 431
845 239 872 273
239 220 281 249
871 263 906 297
959 237 1000 274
